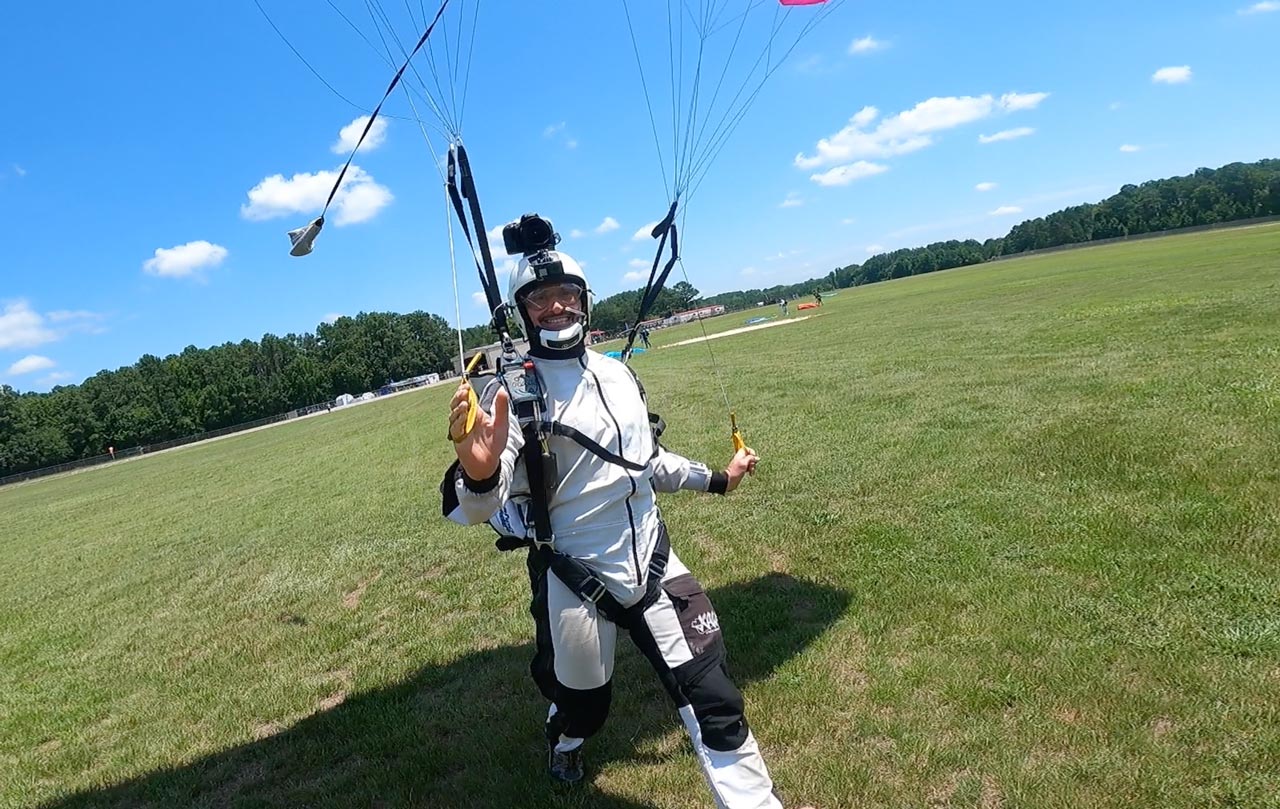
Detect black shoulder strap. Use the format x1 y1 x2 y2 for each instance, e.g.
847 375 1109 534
513 394 555 546
538 421 652 471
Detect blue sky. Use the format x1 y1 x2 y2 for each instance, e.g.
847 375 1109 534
3 0 1278 392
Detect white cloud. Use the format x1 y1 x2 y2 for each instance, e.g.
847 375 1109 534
848 35 886 54
331 116 388 155
38 371 73 386
142 240 228 278
989 205 1023 216
1119 144 1142 153
764 250 801 263
740 266 758 277
865 244 884 254
7 354 55 375
623 270 647 282
241 166 392 226
485 224 509 256
569 228 585 239
1152 66 1192 84
810 161 889 186
978 127 1035 144
633 221 660 240
0 302 107 350
1108 101 1124 111
543 122 576 148
975 181 998 191
780 192 804 208
12 164 26 177
594 217 620 234
1240 1 1280 13
43 310 107 338
628 258 649 269
46 309 107 336
999 92 1049 111
472 291 488 308
841 217 856 225
321 312 342 324
795 91 1048 171
793 54 826 74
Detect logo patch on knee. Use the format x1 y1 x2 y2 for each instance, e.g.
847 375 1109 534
690 611 720 635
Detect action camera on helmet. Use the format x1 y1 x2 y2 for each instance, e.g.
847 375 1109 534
503 213 560 256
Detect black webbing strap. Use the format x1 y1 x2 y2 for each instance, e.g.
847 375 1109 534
516 404 555 545
534 421 656 472
502 527 672 624
622 200 680 363
446 142 509 338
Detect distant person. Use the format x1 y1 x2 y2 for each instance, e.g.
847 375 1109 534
778 297 788 316
640 327 652 349
107 445 115 460
813 290 823 306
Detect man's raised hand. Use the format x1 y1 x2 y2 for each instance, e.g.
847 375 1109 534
449 380 509 480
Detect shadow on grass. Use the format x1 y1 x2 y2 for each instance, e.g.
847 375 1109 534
43 573 848 809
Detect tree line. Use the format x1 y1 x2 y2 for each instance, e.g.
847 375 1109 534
830 159 1280 287
4 158 1278 477
1 312 459 476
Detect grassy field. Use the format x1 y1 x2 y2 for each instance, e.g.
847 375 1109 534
2 224 1279 809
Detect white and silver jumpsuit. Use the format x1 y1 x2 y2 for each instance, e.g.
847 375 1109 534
442 347 781 809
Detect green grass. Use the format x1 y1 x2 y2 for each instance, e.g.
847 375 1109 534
3 224 1279 809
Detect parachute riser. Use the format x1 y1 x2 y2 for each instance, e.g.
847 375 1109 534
621 199 680 363
445 141 511 341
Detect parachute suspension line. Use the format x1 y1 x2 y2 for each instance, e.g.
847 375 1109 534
283 0 453 257
368 0 456 135
321 0 450 138
621 0 671 202
678 255 732 413
673 2 708 193
417 0 470 137
346 0 468 361
439 0 459 129
678 0 755 199
254 0 393 117
446 187 467 370
362 0 462 140
667 0 680 188
350 0 475 361
254 0 439 127
455 0 481 127
330 0 451 219
684 0 841 204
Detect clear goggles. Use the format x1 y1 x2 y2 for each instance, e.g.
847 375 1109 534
522 282 582 310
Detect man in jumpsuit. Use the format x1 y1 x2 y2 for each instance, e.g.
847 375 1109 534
441 248 800 809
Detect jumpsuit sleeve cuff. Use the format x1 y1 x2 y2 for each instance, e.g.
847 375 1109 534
708 471 729 495
461 466 501 493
